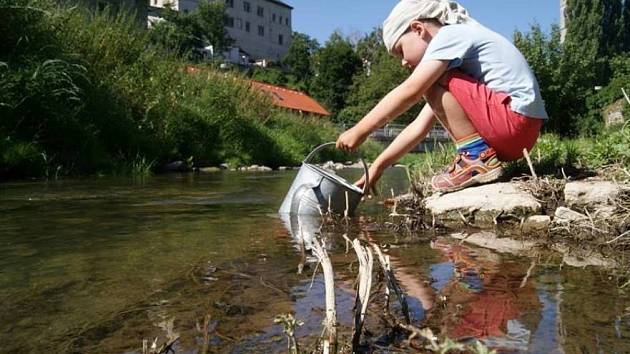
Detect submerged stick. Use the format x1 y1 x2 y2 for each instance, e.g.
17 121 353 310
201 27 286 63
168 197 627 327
344 236 374 350
371 244 411 324
311 237 337 354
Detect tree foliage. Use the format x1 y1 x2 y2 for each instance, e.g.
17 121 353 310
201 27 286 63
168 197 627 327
339 28 419 125
149 1 232 60
281 32 319 84
515 0 630 136
309 32 362 120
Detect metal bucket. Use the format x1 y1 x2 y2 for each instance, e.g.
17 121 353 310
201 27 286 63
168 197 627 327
278 142 369 216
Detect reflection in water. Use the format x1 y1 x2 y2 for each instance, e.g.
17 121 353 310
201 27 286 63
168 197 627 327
0 169 629 353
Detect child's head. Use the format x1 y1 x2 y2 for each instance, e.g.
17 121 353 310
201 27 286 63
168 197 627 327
383 0 476 66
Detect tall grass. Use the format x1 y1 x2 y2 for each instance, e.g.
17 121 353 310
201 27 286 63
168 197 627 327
0 0 355 180
406 126 630 186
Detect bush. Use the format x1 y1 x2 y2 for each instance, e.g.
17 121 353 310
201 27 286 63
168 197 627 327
1 0 364 179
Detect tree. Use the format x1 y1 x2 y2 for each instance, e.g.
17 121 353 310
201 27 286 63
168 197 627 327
622 0 630 51
310 32 362 120
149 1 232 60
339 28 419 124
281 32 319 85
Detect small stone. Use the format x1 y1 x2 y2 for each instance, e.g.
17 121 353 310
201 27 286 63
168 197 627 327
334 163 345 170
199 167 221 173
219 163 230 170
554 207 588 222
162 161 189 172
278 166 288 171
564 180 622 209
522 215 551 234
258 166 272 172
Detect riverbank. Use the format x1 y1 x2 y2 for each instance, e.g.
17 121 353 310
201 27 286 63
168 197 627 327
0 0 383 181
392 131 630 285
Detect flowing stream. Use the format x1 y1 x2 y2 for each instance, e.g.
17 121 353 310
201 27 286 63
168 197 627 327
1 169 629 353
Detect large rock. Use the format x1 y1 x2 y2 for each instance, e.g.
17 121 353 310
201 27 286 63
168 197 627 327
564 180 622 209
425 182 541 223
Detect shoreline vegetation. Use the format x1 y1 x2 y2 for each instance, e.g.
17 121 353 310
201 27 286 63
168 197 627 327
0 0 382 181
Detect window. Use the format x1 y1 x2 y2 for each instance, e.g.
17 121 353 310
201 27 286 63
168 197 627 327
225 0 233 8
258 25 264 36
279 15 282 24
272 13 276 22
245 21 250 32
225 16 234 28
257 6 264 17
236 18 242 29
278 34 283 45
285 17 289 26
243 1 250 12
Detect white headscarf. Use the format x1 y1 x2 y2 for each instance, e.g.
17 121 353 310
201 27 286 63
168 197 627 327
383 0 477 53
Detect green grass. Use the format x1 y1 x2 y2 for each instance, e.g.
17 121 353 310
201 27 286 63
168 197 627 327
0 0 363 180
404 125 630 186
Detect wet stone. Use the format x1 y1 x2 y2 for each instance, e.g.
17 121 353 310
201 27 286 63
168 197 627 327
554 207 588 223
522 215 551 234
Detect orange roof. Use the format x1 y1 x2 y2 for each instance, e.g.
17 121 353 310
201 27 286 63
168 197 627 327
251 81 330 116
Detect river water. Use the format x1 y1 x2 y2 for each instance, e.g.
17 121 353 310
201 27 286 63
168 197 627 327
1 169 629 353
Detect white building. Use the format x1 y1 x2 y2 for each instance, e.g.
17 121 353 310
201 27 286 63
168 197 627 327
148 0 293 63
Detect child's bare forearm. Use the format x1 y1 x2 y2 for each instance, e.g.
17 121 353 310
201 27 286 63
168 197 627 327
354 60 448 136
374 104 436 169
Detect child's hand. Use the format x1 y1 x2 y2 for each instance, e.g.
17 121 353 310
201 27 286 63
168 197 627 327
336 127 368 152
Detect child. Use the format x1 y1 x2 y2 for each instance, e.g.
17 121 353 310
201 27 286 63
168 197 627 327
336 0 548 193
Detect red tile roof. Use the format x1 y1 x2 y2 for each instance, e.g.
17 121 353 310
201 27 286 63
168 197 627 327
251 81 330 116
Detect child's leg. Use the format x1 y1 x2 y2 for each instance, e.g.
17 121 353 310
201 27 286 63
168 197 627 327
431 70 543 161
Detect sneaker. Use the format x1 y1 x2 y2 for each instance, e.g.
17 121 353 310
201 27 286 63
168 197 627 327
431 148 503 193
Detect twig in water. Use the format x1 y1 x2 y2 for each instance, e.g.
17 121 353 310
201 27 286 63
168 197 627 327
344 236 374 351
274 313 304 354
371 243 411 324
311 237 337 354
520 260 536 288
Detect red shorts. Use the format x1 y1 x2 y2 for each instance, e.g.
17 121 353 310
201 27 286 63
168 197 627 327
445 71 544 161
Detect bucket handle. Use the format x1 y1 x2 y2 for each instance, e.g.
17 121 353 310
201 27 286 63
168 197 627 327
303 142 370 196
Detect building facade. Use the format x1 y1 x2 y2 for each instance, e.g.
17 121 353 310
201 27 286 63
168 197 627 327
148 0 292 62
224 0 293 61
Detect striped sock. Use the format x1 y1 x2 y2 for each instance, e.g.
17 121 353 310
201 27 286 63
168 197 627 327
456 133 489 159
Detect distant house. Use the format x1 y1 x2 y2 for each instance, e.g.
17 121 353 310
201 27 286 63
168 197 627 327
148 0 293 63
251 81 330 116
224 0 293 62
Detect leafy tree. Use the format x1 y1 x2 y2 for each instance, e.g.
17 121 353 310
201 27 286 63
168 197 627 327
622 0 630 51
149 1 232 60
339 28 419 125
281 32 319 85
310 32 362 120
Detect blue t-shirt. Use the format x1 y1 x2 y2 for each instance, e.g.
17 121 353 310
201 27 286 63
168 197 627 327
422 24 548 119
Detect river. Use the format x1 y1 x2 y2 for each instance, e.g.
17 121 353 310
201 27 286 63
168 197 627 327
1 169 629 353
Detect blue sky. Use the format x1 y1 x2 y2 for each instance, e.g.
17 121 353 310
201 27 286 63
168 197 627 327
291 0 560 44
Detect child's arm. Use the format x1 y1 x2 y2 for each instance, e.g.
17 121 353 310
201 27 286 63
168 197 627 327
336 60 448 151
354 104 437 190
